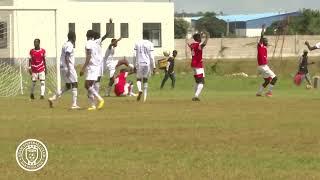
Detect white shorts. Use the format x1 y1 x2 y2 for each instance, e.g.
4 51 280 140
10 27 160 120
85 66 99 81
106 60 119 78
257 65 276 79
61 67 78 84
98 63 104 77
137 66 151 79
32 71 45 81
193 68 205 78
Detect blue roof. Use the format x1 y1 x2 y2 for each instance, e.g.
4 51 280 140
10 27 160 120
217 12 282 22
190 12 300 22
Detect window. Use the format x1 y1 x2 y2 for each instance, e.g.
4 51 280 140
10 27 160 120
0 22 7 49
92 23 101 34
143 23 161 47
0 0 13 6
120 23 129 38
106 23 114 38
68 23 75 33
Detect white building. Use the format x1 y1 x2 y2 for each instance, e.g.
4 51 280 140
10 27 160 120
0 0 174 61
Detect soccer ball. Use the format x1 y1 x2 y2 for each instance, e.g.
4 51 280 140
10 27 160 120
163 50 170 57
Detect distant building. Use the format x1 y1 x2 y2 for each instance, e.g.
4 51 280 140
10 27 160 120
218 12 301 37
186 12 301 37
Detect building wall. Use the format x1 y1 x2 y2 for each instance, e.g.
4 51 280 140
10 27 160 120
7 0 174 60
175 35 320 60
245 29 263 37
13 10 56 58
0 0 13 6
235 29 247 37
56 1 174 59
0 10 13 58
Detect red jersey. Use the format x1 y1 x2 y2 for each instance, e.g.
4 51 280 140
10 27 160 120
257 43 268 66
190 42 203 68
30 48 46 73
114 72 128 96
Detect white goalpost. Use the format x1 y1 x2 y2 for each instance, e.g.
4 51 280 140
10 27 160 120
0 7 60 97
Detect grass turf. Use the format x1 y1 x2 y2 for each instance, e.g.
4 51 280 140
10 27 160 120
1 68 320 179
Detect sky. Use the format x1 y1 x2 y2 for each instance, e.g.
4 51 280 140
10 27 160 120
173 0 320 14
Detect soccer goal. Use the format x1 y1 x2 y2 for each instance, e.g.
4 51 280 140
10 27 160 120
0 8 60 97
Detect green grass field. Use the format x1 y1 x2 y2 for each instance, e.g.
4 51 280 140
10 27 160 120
1 60 320 179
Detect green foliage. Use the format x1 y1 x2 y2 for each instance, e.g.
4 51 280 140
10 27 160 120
195 12 227 38
174 11 204 17
174 18 190 39
266 9 320 35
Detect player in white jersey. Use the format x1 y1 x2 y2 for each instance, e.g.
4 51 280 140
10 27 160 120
48 31 80 109
134 32 156 102
93 19 113 94
305 41 320 51
80 30 104 110
104 37 132 96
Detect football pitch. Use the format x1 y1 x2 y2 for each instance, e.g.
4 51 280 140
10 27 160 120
1 72 320 179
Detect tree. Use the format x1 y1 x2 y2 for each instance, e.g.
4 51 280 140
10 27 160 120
174 18 190 39
195 12 227 38
266 9 320 35
175 11 204 17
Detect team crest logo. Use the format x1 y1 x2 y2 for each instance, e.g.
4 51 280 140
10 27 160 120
16 139 48 172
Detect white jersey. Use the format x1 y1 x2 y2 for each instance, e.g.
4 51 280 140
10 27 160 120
94 38 104 64
316 42 320 49
85 39 102 67
60 41 75 68
104 46 115 64
134 40 155 68
94 38 103 61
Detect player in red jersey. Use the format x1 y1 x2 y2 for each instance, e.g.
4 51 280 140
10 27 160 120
29 38 47 100
256 25 278 97
188 32 209 101
114 69 136 97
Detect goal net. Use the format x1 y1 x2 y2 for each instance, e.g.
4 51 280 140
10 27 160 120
0 9 58 97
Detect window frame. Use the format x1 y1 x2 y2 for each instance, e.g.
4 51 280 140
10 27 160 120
106 23 114 38
143 23 162 47
0 22 8 49
68 23 75 33
92 23 101 35
120 23 129 38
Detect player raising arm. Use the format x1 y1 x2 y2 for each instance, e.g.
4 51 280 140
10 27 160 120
187 31 209 101
80 30 104 110
29 38 47 100
104 37 133 96
93 18 113 95
256 24 278 97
